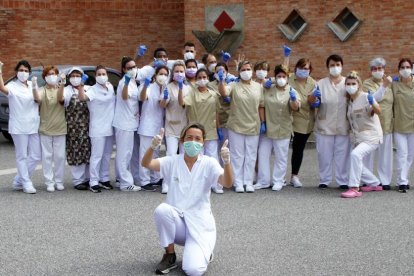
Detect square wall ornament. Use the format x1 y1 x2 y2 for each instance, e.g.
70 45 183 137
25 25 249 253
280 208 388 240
278 9 308 42
327 7 362 42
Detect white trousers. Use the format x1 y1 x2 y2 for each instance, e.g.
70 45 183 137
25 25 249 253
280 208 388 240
363 133 393 185
315 134 350 186
40 134 66 187
154 203 209 276
394 132 414 186
204 140 218 161
228 130 259 188
257 136 290 188
115 128 134 189
349 142 380 188
113 133 120 181
89 136 113 186
139 135 160 185
130 132 140 184
11 133 41 188
166 136 183 156
71 164 89 186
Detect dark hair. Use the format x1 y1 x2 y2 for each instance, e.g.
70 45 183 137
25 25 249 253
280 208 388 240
237 61 251 72
95 65 107 73
121 56 134 73
15 60 31 73
295 58 312 73
155 65 169 76
42 65 59 80
215 62 228 72
274 64 289 76
254 61 270 71
185 59 198 68
154 47 168 58
398 58 413 69
180 123 206 141
326 54 343 68
195 68 209 79
201 53 215 65
184 42 195 48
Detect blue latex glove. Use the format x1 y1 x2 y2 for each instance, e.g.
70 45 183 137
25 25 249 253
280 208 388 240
136 44 147 57
154 59 165 68
393 76 399 82
264 78 272 89
144 77 151 87
178 79 184 90
124 74 131 85
367 91 374 105
223 96 231 103
310 98 321 108
217 128 224 141
260 122 266 134
313 86 321 98
81 73 88 84
163 87 169 100
289 88 297 101
218 68 225 82
283 45 292 57
234 77 240 83
221 50 231 62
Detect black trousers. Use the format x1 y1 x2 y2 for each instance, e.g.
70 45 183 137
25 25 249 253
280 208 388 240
291 132 311 175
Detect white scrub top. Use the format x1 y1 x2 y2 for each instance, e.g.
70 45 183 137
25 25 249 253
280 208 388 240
137 82 165 137
159 154 224 263
6 79 39 134
112 77 140 131
86 82 115 137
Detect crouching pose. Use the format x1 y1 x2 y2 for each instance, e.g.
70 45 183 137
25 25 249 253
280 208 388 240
142 123 233 275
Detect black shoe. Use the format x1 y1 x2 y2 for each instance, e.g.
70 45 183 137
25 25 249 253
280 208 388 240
141 184 157 192
155 252 177 275
318 184 328 189
339 185 349 190
382 185 391 191
89 185 101 193
151 179 163 186
407 185 410 190
74 183 89 190
398 185 408 193
99 181 113 190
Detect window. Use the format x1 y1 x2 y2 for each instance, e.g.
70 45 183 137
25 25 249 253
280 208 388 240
278 9 308 42
328 7 362 41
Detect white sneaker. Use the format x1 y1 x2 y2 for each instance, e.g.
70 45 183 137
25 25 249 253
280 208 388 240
46 185 55 192
114 180 121 188
235 186 245 193
290 176 302 188
245 185 255 193
120 185 141 192
56 183 65 191
161 187 168 194
212 185 224 194
23 186 37 194
253 183 270 190
272 184 283 191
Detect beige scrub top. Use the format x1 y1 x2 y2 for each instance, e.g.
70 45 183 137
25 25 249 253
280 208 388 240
264 84 299 139
226 81 264 136
363 77 393 134
208 80 230 128
392 77 414 133
184 86 220 141
39 86 67 136
165 82 189 138
288 74 317 134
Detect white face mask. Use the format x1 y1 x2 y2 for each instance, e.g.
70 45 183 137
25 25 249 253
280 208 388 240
196 79 209 87
156 75 168 85
127 68 138 79
399 68 412 78
329 66 342 77
346 84 358 95
372 70 384 80
17 71 29 82
184 52 195 61
255 70 268 80
45 75 58 85
96 75 108 85
276 77 287 87
70 77 81 87
208 63 217 73
239 70 252 81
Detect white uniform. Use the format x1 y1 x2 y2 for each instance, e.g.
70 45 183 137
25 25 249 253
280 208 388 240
315 77 351 187
138 83 165 186
86 82 115 187
154 154 223 275
112 77 140 189
6 80 41 190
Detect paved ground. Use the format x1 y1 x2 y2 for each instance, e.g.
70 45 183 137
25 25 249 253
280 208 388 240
0 134 414 276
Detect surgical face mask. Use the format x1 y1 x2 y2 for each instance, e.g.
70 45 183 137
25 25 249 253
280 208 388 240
296 69 310 79
196 79 209 87
239 70 252 81
399 68 412 78
186 68 197 78
276 77 287 87
329 66 342 77
183 141 203 157
184 52 195 61
70 77 81 87
173 72 185 81
156 74 168 85
208 63 217 73
255 70 268 80
96 75 108 85
45 75 58 85
127 68 137 79
17 71 29 82
372 70 384 80
346 84 358 95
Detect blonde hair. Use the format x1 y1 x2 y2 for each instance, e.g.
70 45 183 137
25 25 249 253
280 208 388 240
345 70 363 89
170 61 186 82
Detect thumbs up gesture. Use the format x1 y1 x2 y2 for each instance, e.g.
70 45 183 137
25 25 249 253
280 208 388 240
367 90 374 105
220 139 230 165
151 128 164 150
31 76 38 89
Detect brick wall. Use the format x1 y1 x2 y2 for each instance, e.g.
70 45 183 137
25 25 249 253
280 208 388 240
0 0 185 78
184 0 414 80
